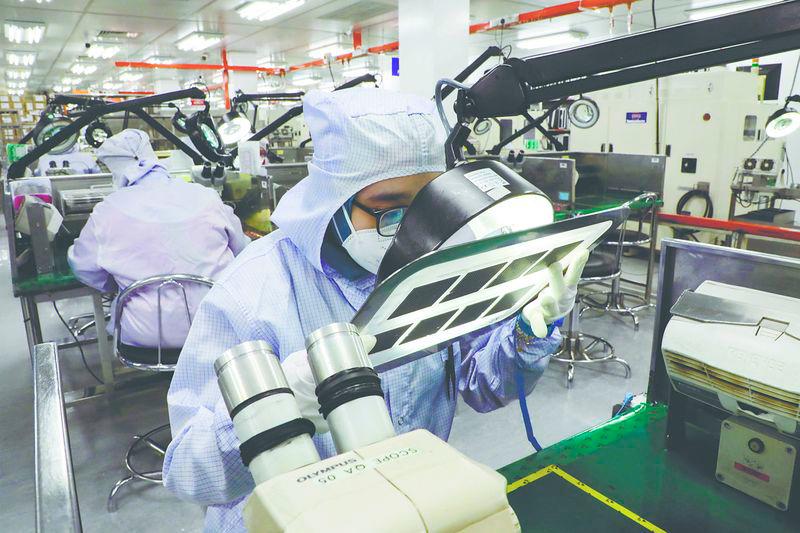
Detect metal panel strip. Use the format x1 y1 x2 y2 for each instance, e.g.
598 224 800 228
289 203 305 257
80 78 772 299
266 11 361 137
34 342 82 533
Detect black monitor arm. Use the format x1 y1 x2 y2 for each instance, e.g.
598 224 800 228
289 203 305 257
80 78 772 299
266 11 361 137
444 1 800 168
239 73 378 154
8 88 206 179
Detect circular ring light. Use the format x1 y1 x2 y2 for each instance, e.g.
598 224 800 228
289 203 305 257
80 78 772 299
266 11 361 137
185 105 227 163
34 117 78 155
765 109 800 139
85 121 112 148
568 98 600 129
218 110 252 146
200 123 222 150
473 119 491 135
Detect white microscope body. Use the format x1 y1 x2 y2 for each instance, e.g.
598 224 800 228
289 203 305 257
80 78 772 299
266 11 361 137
215 324 520 533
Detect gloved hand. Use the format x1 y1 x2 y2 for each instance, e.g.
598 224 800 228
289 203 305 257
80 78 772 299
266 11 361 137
521 249 590 338
282 350 329 434
280 333 377 436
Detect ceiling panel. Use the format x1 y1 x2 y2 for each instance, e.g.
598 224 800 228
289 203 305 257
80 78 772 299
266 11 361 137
86 0 208 20
0 0 90 13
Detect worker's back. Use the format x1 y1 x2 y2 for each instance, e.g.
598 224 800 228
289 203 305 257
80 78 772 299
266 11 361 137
69 169 249 348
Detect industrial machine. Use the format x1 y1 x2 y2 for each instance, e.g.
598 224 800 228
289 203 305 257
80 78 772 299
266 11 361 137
518 156 576 214
264 162 308 210
49 174 114 221
535 151 666 200
661 279 800 511
568 69 786 226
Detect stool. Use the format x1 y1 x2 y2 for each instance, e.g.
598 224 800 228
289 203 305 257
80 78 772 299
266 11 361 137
551 246 631 387
107 273 213 512
579 192 659 329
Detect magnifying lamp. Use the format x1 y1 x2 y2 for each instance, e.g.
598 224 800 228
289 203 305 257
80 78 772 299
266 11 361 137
169 103 190 134
85 121 112 148
218 107 252 146
34 117 78 155
766 95 800 138
185 102 228 163
378 159 555 281
567 97 600 129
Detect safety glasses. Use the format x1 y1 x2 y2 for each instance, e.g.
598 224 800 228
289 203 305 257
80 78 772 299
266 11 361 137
352 199 407 237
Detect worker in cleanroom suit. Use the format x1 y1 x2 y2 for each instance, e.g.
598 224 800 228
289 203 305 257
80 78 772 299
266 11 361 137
67 129 250 350
35 143 102 176
163 88 588 532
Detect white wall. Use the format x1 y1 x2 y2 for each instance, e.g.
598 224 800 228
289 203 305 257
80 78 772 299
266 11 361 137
398 0 469 97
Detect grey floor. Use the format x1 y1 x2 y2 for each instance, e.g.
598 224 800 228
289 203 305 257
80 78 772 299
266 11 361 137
0 219 657 532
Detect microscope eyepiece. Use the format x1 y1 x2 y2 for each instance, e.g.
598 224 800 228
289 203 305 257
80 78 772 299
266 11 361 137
215 341 320 482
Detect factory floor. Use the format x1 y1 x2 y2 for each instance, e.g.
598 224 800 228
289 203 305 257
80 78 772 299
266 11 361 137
0 218 657 532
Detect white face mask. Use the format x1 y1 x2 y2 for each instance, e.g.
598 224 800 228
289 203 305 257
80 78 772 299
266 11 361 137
341 228 393 274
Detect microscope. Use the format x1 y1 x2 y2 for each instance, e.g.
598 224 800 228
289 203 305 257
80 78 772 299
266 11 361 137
216 325 520 532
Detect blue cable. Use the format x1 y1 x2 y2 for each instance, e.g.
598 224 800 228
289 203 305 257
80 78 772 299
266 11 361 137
515 365 542 452
614 393 634 418
514 317 560 452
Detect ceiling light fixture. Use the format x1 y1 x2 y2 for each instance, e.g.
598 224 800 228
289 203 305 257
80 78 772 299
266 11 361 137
686 0 779 20
8 81 28 89
291 70 322 86
71 63 98 75
86 43 121 59
61 76 81 85
176 31 223 52
517 29 588 50
145 55 175 64
237 0 306 22
4 21 46 44
6 51 37 66
119 71 143 82
6 69 32 80
308 37 351 59
342 58 377 79
258 57 288 70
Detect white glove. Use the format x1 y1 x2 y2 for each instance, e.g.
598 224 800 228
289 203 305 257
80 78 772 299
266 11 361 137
280 333 377 436
521 249 590 338
282 350 329 434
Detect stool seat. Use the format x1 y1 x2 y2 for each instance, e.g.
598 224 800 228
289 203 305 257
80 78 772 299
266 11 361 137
604 229 650 246
582 247 619 279
117 343 181 366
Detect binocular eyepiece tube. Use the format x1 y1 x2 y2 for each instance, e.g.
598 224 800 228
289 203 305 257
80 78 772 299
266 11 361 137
215 341 320 485
306 323 396 453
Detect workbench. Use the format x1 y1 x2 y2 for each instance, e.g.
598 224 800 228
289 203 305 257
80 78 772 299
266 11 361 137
12 239 118 402
501 403 799 532
658 212 800 252
499 240 800 532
